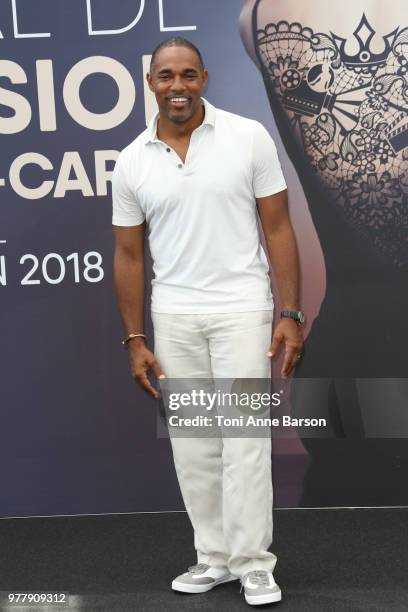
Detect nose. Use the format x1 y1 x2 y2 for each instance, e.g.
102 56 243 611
170 74 186 92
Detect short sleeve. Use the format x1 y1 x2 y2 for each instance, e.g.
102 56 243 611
252 122 287 198
112 154 145 226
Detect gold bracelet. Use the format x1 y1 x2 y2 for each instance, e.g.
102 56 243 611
122 333 146 347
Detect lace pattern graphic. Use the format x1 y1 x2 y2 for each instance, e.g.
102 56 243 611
256 14 408 267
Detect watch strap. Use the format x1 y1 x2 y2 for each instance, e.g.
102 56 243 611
280 310 305 325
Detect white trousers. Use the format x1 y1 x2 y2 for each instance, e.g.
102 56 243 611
152 310 277 578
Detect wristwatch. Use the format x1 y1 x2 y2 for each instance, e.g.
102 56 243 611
280 310 305 326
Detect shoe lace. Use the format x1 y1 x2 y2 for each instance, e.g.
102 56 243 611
240 570 270 593
187 563 209 575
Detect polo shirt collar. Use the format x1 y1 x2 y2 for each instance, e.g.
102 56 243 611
144 97 215 145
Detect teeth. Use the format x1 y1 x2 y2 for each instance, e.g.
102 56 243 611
170 97 188 102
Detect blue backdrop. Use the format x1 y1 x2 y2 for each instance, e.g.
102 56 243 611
1 0 407 517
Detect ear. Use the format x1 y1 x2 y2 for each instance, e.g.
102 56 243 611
202 69 209 90
146 72 154 92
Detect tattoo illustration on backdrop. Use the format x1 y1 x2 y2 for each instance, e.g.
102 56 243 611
255 13 407 267
241 2 408 505
243 5 408 377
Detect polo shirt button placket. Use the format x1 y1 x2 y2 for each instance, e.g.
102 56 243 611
164 145 183 169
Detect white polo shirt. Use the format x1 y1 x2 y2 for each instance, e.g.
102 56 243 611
112 98 287 313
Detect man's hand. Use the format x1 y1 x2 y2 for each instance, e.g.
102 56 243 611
127 339 165 398
268 318 304 379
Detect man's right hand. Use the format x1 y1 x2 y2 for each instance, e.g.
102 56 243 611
127 339 165 399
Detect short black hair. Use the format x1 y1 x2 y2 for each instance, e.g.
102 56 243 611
150 37 205 72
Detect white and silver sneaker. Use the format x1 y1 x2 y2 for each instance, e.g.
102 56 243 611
172 562 238 593
240 570 282 605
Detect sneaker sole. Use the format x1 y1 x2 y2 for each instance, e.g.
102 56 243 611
172 574 238 593
245 589 282 605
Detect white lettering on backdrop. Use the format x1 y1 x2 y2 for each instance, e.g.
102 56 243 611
9 151 118 199
0 1 197 38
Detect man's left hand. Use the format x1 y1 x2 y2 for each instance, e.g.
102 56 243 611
268 318 304 379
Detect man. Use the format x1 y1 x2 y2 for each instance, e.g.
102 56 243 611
112 36 304 606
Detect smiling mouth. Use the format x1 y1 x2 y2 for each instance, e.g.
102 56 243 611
167 97 191 108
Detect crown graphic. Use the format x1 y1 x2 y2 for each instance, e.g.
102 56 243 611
331 14 398 73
